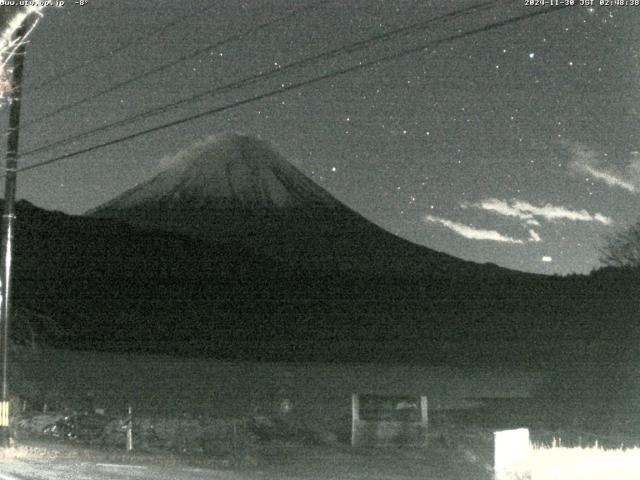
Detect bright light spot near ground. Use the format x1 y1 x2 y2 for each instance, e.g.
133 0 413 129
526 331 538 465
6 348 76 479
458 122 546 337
542 256 552 263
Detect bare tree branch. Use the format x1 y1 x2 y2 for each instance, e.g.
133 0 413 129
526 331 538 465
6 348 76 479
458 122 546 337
600 221 640 268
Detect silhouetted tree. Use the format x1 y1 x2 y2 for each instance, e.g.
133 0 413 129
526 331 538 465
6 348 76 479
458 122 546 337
600 221 640 268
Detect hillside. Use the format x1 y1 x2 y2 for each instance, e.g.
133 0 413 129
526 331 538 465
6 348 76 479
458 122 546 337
3 199 636 365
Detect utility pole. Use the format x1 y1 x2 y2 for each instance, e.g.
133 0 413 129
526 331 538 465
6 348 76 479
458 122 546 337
0 19 28 447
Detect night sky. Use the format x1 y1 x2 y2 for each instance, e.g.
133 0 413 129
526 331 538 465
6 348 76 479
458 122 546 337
2 0 639 275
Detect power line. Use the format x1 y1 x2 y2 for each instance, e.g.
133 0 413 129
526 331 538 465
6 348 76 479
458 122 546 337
15 4 570 176
20 0 497 158
19 3 568 172
24 0 328 127
29 1 223 91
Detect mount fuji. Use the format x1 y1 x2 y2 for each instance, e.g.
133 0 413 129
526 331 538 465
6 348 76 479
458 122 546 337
88 133 500 278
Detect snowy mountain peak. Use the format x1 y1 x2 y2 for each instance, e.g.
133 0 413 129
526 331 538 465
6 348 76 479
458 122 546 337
93 133 337 212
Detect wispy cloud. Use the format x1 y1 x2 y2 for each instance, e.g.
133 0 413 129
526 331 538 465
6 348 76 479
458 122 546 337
579 163 636 192
569 143 639 193
463 198 534 222
512 200 612 224
425 215 524 244
464 198 611 225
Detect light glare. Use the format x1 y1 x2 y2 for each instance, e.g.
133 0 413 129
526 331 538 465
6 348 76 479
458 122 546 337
0 6 47 104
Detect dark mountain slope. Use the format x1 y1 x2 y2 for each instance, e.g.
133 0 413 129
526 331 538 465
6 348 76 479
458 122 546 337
4 198 631 366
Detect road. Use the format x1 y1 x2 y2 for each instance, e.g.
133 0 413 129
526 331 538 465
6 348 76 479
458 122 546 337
0 444 492 480
0 459 255 480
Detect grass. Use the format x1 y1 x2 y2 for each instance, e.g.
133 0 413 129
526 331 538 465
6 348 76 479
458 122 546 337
9 346 544 445
10 347 543 411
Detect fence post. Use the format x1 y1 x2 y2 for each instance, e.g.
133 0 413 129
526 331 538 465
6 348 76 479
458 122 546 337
351 393 360 447
125 405 133 452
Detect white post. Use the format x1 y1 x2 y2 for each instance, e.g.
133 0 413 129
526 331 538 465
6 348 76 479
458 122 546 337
420 395 428 423
125 405 133 452
420 395 428 446
351 393 360 447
